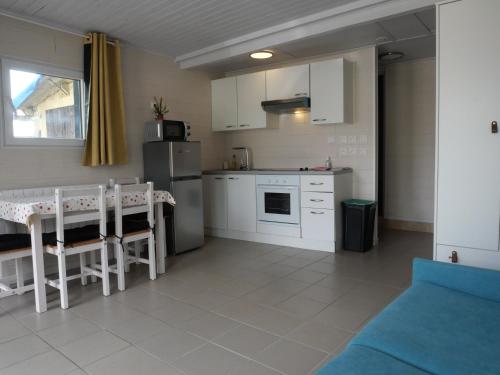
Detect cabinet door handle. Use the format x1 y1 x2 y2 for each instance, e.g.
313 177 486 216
215 177 224 180
312 118 327 122
310 211 325 215
309 182 324 186
310 199 324 202
294 92 308 97
228 177 239 180
225 125 235 128
492 121 498 134
239 124 250 127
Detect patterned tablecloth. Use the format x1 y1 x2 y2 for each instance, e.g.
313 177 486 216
0 190 175 226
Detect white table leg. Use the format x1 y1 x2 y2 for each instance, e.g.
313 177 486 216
30 216 47 313
155 203 166 274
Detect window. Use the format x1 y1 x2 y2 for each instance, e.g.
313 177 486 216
1 59 85 146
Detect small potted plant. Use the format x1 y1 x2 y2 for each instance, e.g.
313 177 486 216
151 96 169 121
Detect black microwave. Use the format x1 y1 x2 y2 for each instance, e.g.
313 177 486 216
144 120 191 142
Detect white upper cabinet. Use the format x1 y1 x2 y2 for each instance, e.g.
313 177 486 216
266 64 309 100
310 58 353 125
237 71 267 129
211 77 238 131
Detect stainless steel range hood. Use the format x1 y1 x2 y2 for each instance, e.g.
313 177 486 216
261 97 310 114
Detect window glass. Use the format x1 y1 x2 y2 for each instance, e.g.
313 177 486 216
9 69 83 140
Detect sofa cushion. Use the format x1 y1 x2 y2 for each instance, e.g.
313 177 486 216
351 282 500 375
316 345 431 375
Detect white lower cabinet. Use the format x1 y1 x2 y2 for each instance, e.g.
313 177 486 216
301 208 335 242
227 175 256 233
203 175 227 230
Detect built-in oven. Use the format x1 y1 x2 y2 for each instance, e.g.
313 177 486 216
256 175 300 225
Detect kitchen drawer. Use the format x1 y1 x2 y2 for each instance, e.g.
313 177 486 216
301 175 334 192
301 192 334 209
301 208 335 242
436 244 500 270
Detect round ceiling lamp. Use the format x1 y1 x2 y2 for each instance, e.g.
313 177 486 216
379 51 405 62
250 50 274 59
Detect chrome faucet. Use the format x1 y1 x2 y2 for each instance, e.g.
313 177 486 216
232 147 251 170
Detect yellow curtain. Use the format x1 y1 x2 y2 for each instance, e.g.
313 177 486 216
82 32 128 166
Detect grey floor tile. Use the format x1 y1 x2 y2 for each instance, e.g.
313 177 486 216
244 306 304 336
85 346 180 375
286 321 353 353
304 262 335 275
181 289 235 310
274 295 328 319
213 324 279 358
212 278 259 297
312 304 375 332
70 299 142 328
147 297 205 327
254 338 327 375
58 330 130 367
177 311 240 340
0 315 30 344
104 313 172 344
135 325 206 363
279 257 315 269
232 360 283 375
173 343 247 375
286 269 328 284
0 334 50 370
211 299 269 322
296 284 346 305
16 308 79 332
37 317 101 347
0 350 77 375
261 263 298 277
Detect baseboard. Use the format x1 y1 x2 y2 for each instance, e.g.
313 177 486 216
383 218 433 233
205 227 337 252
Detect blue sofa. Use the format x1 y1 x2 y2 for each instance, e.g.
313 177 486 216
316 258 500 375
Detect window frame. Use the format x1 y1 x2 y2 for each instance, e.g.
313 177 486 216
0 58 86 147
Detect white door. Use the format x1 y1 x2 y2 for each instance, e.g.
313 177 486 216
237 71 267 129
227 175 257 233
266 64 309 100
202 175 227 230
211 77 237 131
310 58 345 124
436 0 500 251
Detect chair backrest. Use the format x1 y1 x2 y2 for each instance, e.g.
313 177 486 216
54 185 107 246
113 182 154 237
108 177 141 188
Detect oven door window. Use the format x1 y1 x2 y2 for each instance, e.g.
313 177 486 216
265 192 291 215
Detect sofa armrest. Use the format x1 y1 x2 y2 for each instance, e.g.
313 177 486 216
412 258 500 303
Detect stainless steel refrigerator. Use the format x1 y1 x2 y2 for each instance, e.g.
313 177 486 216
143 141 204 254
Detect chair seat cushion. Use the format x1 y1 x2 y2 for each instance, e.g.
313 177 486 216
0 234 32 252
350 282 500 375
316 345 431 375
107 216 150 236
43 225 100 247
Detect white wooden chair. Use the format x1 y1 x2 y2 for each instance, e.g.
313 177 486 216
44 185 110 309
109 182 156 291
0 233 34 299
108 177 143 272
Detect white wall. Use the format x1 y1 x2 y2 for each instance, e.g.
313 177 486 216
0 14 225 191
384 58 436 223
0 15 225 278
224 47 378 201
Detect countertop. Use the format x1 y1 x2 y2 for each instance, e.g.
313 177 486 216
202 167 353 176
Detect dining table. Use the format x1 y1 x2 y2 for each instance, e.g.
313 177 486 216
0 186 175 313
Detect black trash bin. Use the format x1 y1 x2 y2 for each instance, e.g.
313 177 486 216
342 199 377 252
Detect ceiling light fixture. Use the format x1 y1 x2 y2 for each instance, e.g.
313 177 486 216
250 50 274 60
379 51 405 62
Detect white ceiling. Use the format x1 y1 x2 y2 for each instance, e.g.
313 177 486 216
0 0 355 55
0 0 436 73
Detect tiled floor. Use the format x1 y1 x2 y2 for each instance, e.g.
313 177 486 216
0 229 432 375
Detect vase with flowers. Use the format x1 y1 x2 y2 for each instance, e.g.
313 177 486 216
152 96 169 121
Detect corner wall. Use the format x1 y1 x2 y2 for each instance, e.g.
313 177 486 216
384 58 436 224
